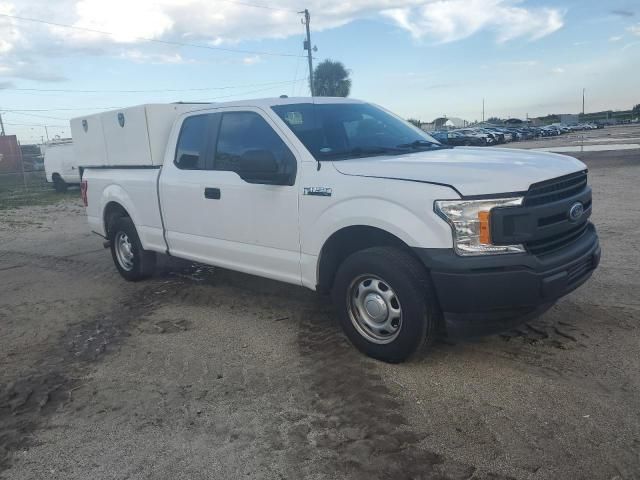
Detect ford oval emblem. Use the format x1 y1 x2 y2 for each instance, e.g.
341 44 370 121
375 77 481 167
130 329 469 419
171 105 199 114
118 112 125 127
569 202 584 221
82 119 88 132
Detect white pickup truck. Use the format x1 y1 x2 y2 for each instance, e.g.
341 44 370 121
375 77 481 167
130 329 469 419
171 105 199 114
73 97 600 362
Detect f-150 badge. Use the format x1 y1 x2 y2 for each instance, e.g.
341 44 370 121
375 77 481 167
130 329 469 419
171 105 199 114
303 187 332 197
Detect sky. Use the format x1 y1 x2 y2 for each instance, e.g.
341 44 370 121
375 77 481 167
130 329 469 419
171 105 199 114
0 0 639 144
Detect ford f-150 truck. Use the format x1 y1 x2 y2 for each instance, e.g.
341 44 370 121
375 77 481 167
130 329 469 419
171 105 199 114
73 97 600 362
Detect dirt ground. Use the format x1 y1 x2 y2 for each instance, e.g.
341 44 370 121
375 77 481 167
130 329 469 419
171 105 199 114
1 148 639 479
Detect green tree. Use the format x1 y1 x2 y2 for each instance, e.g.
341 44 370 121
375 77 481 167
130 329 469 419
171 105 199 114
407 118 422 128
313 59 351 97
633 104 640 118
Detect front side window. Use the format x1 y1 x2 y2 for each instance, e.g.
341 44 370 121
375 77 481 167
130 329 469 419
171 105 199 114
214 111 296 185
175 114 210 170
271 103 443 161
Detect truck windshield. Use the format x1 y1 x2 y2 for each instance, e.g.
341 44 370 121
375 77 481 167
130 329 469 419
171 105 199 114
271 103 443 161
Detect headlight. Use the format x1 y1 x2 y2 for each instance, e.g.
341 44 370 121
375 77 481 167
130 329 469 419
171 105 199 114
434 197 525 256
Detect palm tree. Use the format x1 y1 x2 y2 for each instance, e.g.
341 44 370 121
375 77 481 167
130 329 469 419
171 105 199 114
313 60 351 97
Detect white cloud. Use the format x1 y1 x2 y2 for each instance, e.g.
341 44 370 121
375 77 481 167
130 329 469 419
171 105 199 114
0 0 565 81
0 2 22 53
242 55 262 66
120 49 190 64
629 23 640 36
502 60 539 67
74 0 173 43
382 0 563 43
551 67 564 74
609 35 622 42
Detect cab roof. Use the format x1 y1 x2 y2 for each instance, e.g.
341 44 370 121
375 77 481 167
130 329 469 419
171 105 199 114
175 96 365 109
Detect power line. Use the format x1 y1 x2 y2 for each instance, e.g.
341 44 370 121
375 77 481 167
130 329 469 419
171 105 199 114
2 78 308 113
192 77 308 102
2 111 71 121
2 122 69 128
4 106 124 112
1 78 309 94
0 12 304 58
3 78 309 120
290 20 307 97
218 0 298 13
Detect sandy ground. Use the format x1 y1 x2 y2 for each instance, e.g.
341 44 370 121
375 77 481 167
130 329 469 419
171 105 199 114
1 149 639 479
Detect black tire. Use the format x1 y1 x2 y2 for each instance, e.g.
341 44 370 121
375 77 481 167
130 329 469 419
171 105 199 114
52 175 67 193
108 217 156 281
332 246 439 363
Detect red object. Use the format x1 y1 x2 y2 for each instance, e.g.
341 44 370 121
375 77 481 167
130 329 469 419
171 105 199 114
0 135 22 173
81 180 88 206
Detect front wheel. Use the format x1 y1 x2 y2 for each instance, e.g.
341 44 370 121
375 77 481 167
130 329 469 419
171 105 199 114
332 247 439 363
109 217 156 281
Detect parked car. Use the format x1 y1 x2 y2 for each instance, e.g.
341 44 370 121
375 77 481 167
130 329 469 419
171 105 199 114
482 127 508 143
429 131 449 144
73 98 600 363
457 129 496 145
446 131 488 146
540 126 560 136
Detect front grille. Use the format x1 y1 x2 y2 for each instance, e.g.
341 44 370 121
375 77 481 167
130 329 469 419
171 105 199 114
524 171 588 207
538 199 592 227
526 221 589 256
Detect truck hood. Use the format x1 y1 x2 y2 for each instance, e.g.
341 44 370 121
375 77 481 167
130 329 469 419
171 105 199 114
331 147 586 197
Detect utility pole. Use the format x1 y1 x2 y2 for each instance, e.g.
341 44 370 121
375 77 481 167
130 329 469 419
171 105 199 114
582 88 585 117
44 125 50 142
0 111 5 136
300 9 315 96
482 98 485 123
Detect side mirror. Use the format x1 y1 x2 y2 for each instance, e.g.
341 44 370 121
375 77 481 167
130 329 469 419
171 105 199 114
176 153 201 169
239 149 293 185
240 149 278 174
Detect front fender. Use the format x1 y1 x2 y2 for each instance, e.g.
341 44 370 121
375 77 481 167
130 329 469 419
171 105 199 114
304 195 453 257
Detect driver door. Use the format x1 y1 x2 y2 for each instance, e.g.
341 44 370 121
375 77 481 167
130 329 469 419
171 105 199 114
160 107 301 285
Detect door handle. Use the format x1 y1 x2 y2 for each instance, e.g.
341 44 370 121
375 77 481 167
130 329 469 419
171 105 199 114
204 187 221 200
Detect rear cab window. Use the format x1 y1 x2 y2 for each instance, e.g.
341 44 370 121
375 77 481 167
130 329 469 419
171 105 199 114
175 114 211 170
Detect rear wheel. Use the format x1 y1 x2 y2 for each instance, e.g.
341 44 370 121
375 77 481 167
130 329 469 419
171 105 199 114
109 217 156 281
52 174 67 193
332 246 439 363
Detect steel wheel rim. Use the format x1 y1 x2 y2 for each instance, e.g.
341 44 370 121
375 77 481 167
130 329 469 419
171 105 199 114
347 274 402 344
115 231 135 271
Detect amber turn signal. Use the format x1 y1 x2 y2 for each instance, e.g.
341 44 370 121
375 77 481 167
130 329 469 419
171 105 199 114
478 210 491 244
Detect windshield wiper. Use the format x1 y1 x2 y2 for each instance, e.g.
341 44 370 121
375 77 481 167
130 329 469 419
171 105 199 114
396 139 450 149
320 146 408 159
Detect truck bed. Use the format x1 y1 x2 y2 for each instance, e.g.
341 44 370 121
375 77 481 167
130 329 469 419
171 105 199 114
84 167 167 253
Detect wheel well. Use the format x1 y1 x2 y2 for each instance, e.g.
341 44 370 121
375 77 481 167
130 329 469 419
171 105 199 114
103 202 130 237
317 226 417 294
52 173 61 180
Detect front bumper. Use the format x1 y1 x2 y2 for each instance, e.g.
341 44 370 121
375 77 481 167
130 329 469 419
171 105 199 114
414 223 600 337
